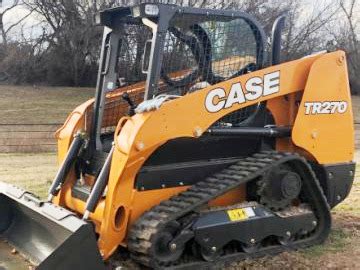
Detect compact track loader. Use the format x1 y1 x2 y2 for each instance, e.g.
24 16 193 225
0 3 356 269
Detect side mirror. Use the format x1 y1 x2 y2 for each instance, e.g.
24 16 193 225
142 39 152 74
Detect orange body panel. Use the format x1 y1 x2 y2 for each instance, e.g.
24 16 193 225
292 52 354 163
54 51 354 259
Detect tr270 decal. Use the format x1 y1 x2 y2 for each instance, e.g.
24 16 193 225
304 101 348 115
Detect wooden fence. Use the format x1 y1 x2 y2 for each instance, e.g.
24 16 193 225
356 123 360 149
1 122 359 153
0 124 61 153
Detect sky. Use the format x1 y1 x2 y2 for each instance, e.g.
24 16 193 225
0 0 44 40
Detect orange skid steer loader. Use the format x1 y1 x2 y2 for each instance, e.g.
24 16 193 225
0 3 355 270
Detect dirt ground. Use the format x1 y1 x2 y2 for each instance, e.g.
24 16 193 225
0 241 31 270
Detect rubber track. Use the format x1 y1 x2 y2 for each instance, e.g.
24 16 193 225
127 151 331 269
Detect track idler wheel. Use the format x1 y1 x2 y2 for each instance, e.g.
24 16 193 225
278 231 296 246
192 242 222 262
241 241 261 253
257 165 302 210
200 246 223 262
149 221 184 264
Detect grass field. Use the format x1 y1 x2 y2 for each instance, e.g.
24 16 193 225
0 153 57 198
0 85 94 124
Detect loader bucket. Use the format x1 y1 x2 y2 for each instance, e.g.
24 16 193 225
0 182 107 270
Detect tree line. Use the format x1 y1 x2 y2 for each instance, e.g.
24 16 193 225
0 0 359 94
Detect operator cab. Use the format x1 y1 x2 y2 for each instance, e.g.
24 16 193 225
73 3 286 197
90 3 267 154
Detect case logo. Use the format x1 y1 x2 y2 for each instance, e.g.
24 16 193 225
304 101 348 115
205 71 280 113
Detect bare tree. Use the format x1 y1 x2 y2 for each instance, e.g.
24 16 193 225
0 0 34 47
0 0 357 88
23 0 111 85
339 0 360 92
280 0 339 61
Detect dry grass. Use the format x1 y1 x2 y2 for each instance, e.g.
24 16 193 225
0 153 57 198
333 165 360 216
0 85 94 124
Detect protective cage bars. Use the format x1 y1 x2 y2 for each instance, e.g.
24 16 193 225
91 4 267 150
143 4 266 98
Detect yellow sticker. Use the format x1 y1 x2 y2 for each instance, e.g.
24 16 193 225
227 208 248 221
